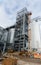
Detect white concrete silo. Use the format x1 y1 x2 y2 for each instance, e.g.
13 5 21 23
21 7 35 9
28 17 41 51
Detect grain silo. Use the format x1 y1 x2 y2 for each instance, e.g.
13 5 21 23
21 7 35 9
28 17 41 52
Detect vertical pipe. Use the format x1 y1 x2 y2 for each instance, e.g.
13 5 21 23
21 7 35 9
23 13 25 50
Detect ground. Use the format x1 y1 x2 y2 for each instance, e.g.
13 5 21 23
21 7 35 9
13 52 41 65
17 60 41 65
0 52 41 65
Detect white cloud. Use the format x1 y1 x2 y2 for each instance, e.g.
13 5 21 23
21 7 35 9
0 5 16 28
0 0 41 28
25 0 41 18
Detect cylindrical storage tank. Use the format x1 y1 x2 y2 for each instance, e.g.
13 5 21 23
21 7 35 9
30 19 41 52
3 30 8 42
10 28 15 43
7 28 15 44
0 27 3 39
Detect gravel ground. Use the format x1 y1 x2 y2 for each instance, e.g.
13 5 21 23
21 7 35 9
0 58 41 65
0 52 41 65
17 60 41 65
12 52 41 65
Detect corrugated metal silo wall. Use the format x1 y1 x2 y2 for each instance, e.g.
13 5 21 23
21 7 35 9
7 28 15 44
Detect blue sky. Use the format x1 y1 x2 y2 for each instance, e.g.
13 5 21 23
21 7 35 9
0 0 41 28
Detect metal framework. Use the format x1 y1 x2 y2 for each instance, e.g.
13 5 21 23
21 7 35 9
0 8 32 52
14 8 28 51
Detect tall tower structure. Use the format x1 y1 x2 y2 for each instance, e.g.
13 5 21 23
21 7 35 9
14 8 32 51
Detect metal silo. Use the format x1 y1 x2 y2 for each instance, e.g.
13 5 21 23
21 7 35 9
1 30 8 42
7 28 15 44
0 27 3 40
9 28 15 43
